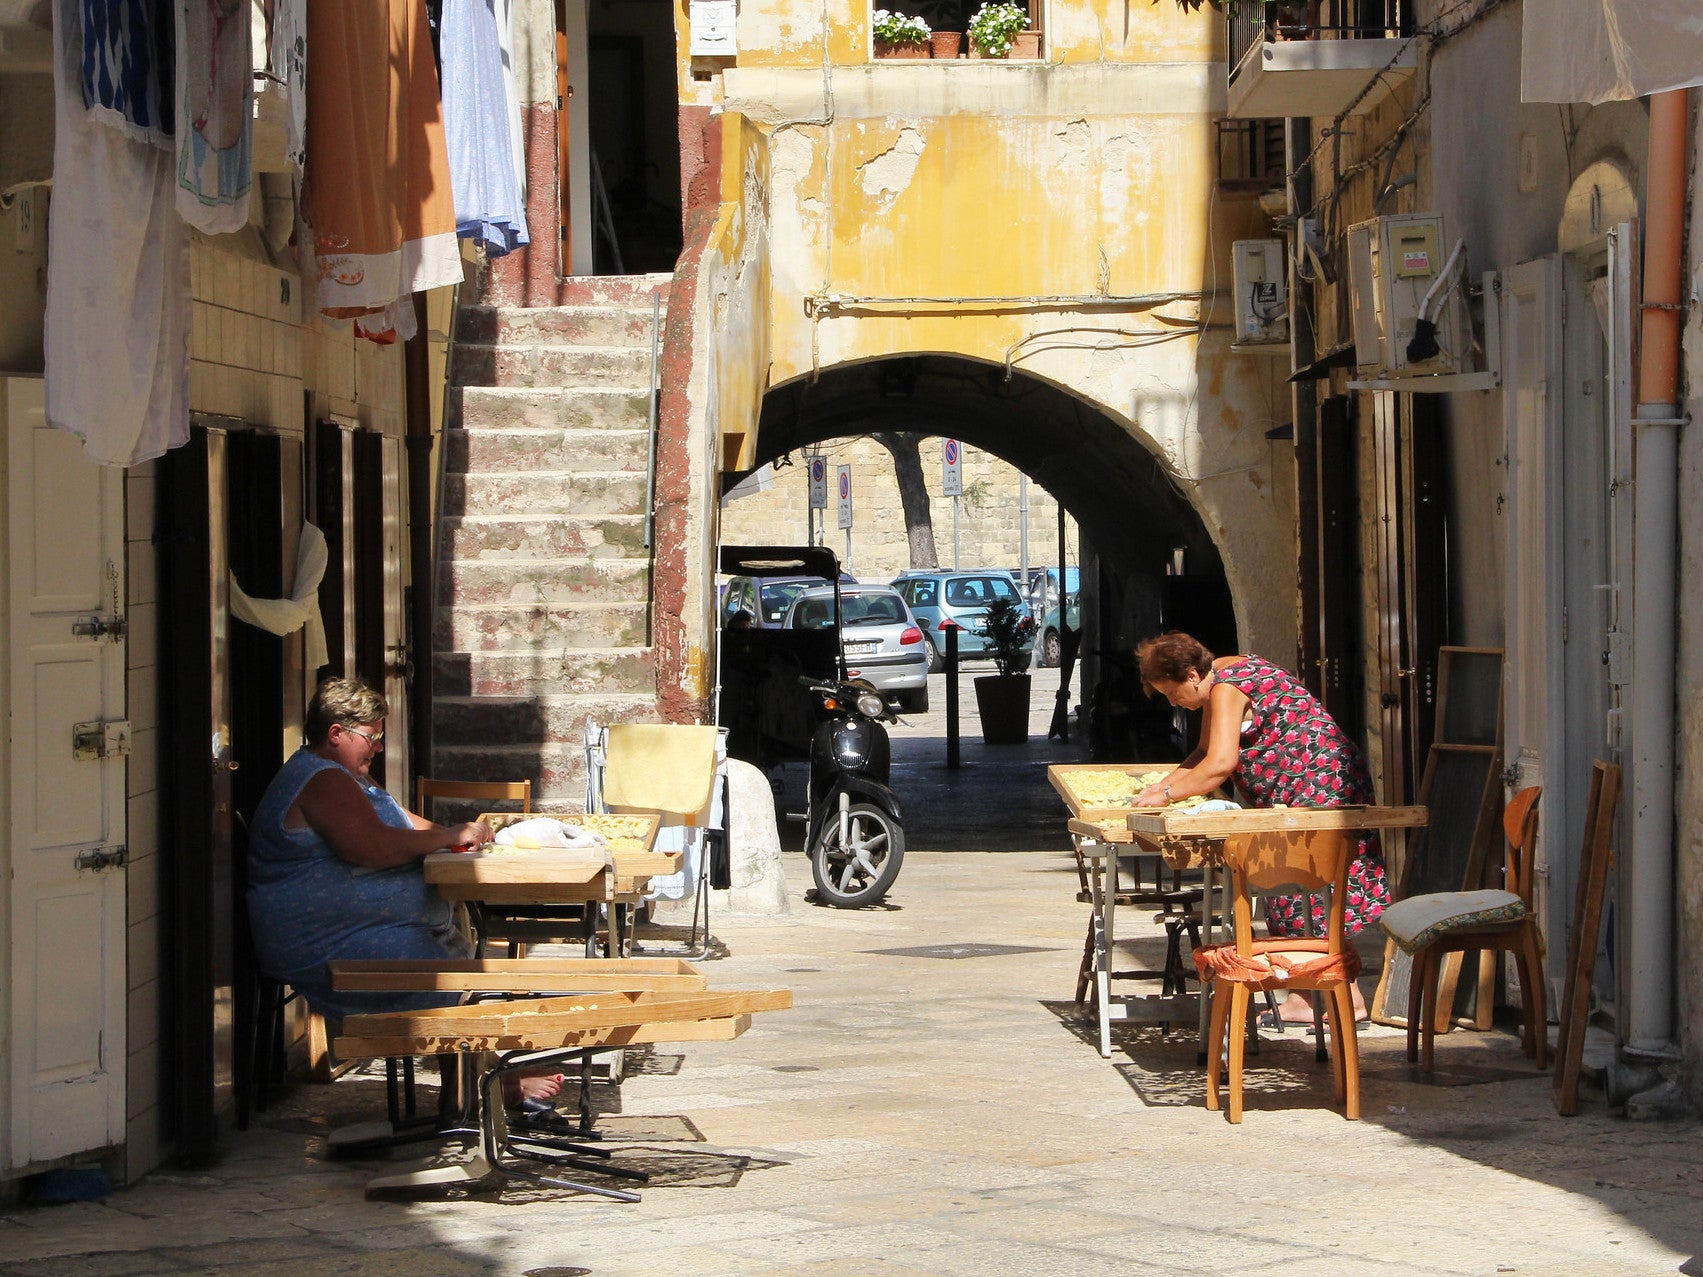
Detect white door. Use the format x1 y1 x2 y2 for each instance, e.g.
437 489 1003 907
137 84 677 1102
1501 257 1568 949
5 378 128 1170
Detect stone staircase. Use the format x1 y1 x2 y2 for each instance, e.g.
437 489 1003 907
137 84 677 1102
431 274 673 807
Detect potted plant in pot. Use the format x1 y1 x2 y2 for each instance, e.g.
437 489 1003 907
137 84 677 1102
967 1 1036 58
972 595 1036 744
873 9 932 58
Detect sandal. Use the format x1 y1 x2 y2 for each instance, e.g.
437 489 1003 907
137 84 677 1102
506 1097 580 1136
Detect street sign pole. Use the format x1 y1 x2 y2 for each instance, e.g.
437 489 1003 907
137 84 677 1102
836 464 853 572
942 440 963 570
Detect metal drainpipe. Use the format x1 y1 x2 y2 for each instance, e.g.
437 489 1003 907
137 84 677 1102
1624 87 1689 1065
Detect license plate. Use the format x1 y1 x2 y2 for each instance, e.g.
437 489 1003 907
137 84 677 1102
845 641 879 656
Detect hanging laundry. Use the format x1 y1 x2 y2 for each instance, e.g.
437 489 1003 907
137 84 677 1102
173 0 252 233
495 0 526 203
442 0 530 255
46 0 191 466
267 0 306 176
305 0 462 322
80 0 175 145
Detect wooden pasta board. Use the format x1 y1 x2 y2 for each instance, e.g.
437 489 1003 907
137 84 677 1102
479 810 661 853
329 956 706 994
1046 763 1175 820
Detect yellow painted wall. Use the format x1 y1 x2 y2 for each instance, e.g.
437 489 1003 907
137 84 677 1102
684 0 1300 663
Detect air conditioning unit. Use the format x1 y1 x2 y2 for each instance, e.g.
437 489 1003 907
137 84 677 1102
1346 214 1470 377
1232 238 1288 348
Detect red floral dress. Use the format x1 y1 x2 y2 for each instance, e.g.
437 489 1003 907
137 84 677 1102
1215 655 1388 937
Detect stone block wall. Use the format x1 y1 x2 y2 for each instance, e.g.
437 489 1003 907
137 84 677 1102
717 436 1074 581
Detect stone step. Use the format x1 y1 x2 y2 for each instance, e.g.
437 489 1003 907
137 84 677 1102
444 471 649 518
554 273 673 308
440 557 650 607
451 343 651 389
456 305 662 350
443 514 647 561
436 601 651 652
446 427 650 475
453 385 651 433
433 647 657 698
433 693 661 743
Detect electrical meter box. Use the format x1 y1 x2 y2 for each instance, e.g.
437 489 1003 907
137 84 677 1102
1346 213 1468 376
1231 238 1288 347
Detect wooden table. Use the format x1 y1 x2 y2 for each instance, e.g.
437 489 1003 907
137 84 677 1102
1125 804 1429 1059
424 813 676 956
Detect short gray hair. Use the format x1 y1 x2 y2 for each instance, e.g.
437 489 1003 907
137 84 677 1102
305 677 387 746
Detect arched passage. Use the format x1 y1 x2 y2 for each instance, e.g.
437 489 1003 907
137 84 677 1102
732 354 1241 755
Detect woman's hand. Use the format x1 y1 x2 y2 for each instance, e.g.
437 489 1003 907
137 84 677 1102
447 820 493 851
1135 780 1173 807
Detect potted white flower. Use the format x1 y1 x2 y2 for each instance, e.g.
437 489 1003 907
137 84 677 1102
872 9 932 58
967 1 1036 58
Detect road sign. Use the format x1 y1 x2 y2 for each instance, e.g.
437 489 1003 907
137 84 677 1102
836 464 853 530
808 455 827 509
942 438 963 496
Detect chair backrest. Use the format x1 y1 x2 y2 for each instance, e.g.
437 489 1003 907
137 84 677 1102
414 777 532 818
1225 827 1354 951
1502 786 1541 904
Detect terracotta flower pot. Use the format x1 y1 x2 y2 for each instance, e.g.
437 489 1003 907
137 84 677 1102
973 673 1031 745
930 31 963 58
968 31 1041 59
874 39 930 59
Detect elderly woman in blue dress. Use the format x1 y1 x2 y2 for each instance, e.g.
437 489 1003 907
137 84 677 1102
249 677 560 1108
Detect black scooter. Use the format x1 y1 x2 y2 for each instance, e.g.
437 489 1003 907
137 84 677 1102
798 675 906 907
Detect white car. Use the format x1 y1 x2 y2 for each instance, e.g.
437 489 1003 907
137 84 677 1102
783 585 932 713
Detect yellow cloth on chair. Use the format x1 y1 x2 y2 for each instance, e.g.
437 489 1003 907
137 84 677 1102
602 725 719 818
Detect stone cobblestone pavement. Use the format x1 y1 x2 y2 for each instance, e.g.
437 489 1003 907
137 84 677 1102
3 848 1701 1277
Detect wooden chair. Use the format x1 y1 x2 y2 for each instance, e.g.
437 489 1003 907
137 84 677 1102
415 777 533 820
1380 786 1547 1074
1196 828 1362 1123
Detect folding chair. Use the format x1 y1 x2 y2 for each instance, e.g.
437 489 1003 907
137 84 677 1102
584 723 729 960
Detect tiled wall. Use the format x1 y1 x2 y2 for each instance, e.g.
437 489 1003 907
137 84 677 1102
189 249 306 432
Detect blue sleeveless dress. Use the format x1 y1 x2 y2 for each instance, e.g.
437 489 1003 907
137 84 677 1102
248 750 470 1019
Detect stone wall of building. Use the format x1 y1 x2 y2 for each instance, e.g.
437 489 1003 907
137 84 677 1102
718 435 1075 581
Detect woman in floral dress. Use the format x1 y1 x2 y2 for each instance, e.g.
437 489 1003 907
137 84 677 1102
1132 632 1387 1022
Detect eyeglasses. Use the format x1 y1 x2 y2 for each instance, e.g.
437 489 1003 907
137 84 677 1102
343 725 384 747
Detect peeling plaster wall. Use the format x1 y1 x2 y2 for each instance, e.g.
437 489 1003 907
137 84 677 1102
665 112 774 709
702 9 1294 662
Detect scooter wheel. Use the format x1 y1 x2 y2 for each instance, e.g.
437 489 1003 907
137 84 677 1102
810 804 905 908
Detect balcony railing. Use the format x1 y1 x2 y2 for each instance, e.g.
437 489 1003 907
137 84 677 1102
1226 0 1415 121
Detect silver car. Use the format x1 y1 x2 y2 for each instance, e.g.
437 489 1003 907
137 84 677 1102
783 585 931 713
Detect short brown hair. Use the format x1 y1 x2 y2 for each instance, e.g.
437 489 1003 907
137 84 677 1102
305 677 387 746
1135 632 1213 692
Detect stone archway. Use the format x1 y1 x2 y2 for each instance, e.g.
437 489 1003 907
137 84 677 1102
736 354 1253 755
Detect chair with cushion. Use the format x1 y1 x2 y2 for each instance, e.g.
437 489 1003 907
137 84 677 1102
1194 827 1363 1123
1379 785 1548 1074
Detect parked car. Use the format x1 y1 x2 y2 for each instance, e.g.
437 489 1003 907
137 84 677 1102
1025 565 1081 615
721 571 853 629
1032 590 1080 668
889 569 1033 669
782 585 931 712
